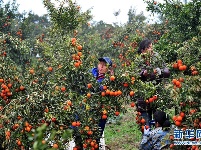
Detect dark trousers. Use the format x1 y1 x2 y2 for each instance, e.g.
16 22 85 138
99 118 107 137
141 111 152 126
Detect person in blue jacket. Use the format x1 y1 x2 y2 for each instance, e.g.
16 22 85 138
72 57 114 150
91 57 114 142
139 110 171 150
91 57 114 83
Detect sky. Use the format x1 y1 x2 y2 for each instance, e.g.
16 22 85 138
3 0 160 24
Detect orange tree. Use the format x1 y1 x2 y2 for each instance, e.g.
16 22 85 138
143 1 201 149
0 0 148 150
0 31 34 149
166 36 201 150
0 0 95 149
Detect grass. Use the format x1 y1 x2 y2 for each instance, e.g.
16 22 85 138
104 106 142 150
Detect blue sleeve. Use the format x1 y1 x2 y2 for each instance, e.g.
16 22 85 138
140 133 152 150
99 85 103 91
97 78 105 91
91 68 98 78
90 68 105 91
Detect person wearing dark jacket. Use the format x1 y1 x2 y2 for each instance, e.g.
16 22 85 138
136 39 170 127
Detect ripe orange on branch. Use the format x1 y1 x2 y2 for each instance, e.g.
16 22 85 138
77 45 82 51
102 114 107 119
61 86 66 92
87 83 92 89
77 52 82 56
71 38 76 42
169 144 174 149
152 95 158 100
84 126 90 131
123 82 129 87
192 70 198 75
101 91 106 96
16 139 22 146
87 130 93 135
48 67 53 72
109 91 115 96
67 100 72 106
129 91 135 96
76 121 81 126
102 85 107 90
87 93 91 98
175 81 181 86
7 83 12 88
117 90 122 95
131 76 135 81
179 65 187 71
52 143 59 149
175 120 181 126
179 112 185 118
51 117 56 122
176 116 183 122
19 85 25 91
172 79 177 84
0 79 4 83
140 118 146 124
110 76 115 81
149 97 154 103
172 115 177 121
42 140 46 144
130 102 135 107
29 69 35 74
115 111 120 116
72 122 77 127
172 63 178 69
83 143 87 149
178 77 184 82
5 131 11 139
44 108 49 113
105 89 110 95
177 59 182 64
74 61 81 68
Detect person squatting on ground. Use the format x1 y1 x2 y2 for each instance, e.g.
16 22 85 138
139 110 171 150
91 57 114 145
136 39 170 127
